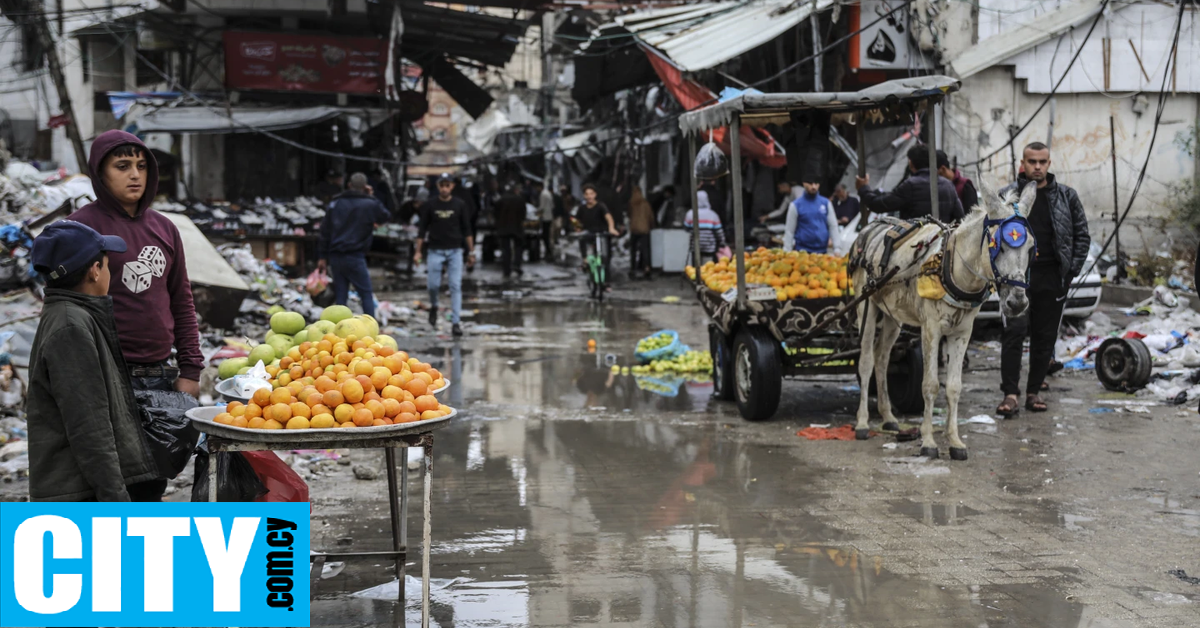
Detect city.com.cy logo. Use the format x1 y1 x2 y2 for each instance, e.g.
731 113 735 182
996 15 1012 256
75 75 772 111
0 502 310 627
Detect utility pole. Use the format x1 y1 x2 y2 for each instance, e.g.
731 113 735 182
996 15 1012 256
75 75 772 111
810 0 822 91
15 0 88 171
541 11 555 189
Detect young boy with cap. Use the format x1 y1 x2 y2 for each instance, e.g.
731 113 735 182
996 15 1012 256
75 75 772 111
26 220 159 501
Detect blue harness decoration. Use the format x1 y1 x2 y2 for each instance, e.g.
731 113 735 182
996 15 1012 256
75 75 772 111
982 206 1034 289
940 205 1035 308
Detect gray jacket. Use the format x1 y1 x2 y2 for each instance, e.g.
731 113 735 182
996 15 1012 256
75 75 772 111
999 174 1090 284
26 289 159 501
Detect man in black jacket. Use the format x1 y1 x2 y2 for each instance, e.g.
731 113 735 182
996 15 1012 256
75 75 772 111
495 183 527 278
855 143 964 223
996 142 1091 416
317 172 391 317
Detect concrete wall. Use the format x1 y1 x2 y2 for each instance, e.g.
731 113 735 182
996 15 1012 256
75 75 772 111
943 66 1199 252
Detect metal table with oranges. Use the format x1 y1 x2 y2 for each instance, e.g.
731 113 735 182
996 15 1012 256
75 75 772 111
186 395 454 628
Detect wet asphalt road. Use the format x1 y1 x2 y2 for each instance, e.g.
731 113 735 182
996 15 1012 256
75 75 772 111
300 261 1200 627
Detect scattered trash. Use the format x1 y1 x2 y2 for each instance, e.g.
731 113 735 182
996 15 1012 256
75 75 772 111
662 296 681 303
1168 569 1200 585
797 425 870 441
1088 407 1116 414
1060 398 1084 405
882 442 898 450
965 415 996 425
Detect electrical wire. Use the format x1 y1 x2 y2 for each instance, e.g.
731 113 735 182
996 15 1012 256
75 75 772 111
1067 0 1185 299
960 0 1110 169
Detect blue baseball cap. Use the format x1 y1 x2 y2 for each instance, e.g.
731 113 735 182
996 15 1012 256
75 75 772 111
32 220 127 280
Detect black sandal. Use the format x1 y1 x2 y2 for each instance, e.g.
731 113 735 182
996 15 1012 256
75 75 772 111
1040 381 1050 391
997 394 1020 417
1025 394 1048 412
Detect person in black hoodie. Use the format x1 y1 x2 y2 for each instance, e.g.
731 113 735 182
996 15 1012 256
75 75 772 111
494 182 527 278
27 221 159 501
317 172 391 317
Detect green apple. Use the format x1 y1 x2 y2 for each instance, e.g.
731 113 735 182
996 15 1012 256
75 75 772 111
217 357 248 380
320 305 353 324
247 344 275 367
270 311 306 336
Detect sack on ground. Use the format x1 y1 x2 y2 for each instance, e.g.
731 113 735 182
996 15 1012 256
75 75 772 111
133 389 201 479
243 451 309 503
694 142 728 179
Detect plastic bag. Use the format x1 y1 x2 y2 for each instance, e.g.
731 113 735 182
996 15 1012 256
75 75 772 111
234 362 273 398
191 448 268 502
244 451 309 503
133 390 201 480
694 141 728 179
306 269 330 296
717 246 732 261
636 330 687 363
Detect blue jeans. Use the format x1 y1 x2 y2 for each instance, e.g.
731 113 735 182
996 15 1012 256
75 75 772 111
329 253 375 317
426 249 463 323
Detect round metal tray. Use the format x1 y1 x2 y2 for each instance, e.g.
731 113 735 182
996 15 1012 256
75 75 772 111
214 377 452 403
186 405 455 443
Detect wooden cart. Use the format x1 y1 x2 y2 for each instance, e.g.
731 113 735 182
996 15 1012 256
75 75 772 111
680 76 962 421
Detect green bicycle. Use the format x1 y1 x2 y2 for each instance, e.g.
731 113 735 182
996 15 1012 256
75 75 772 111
581 232 608 301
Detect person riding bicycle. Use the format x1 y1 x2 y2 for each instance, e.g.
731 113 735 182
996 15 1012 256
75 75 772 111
683 190 728 264
575 183 620 280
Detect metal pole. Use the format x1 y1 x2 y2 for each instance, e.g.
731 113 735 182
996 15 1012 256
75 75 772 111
927 106 940 221
421 436 433 628
688 134 703 280
1110 115 1120 282
730 117 746 310
384 448 403 602
400 448 410 609
856 120 869 225
24 1 88 172
810 1 822 92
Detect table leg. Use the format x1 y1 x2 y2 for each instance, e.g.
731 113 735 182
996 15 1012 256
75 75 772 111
384 447 402 604
209 453 219 503
400 448 409 607
422 437 433 628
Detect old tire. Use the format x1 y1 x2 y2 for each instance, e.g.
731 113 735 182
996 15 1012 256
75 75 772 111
1096 337 1152 392
888 344 925 416
710 325 735 401
733 327 782 421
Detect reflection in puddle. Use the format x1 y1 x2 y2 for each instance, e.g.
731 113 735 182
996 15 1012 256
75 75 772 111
311 418 1108 627
888 499 982 526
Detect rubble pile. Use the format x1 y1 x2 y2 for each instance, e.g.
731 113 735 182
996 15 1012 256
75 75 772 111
0 161 96 223
1055 288 1200 402
216 243 321 335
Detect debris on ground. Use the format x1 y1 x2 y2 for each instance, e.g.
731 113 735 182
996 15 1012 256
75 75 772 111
797 424 870 441
1168 569 1200 585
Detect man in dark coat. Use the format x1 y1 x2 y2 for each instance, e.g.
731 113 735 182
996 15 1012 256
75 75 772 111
855 143 964 223
995 142 1090 416
494 183 527 278
317 172 391 317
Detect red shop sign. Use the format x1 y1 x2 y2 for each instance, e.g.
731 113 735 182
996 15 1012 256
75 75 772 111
224 31 385 95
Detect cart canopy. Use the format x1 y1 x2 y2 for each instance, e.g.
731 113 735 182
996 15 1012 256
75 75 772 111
678 76 961 134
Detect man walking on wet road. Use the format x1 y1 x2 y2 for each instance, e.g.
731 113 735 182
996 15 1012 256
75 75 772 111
318 173 390 318
416 173 475 337
996 142 1090 417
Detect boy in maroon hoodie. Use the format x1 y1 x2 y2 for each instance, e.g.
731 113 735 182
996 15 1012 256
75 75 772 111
71 130 203 401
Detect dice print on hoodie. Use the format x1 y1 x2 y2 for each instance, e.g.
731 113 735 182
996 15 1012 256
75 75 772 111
121 245 165 293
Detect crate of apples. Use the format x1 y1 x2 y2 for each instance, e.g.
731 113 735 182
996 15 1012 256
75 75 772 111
211 334 453 429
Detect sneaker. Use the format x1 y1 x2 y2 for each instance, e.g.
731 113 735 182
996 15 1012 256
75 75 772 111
428 307 438 326
452 323 463 337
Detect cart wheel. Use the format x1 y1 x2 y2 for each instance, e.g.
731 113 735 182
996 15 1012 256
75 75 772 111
733 327 781 421
1096 337 1152 392
888 343 925 416
710 325 734 400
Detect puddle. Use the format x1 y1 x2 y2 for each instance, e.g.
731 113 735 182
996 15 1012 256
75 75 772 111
309 418 1113 627
888 499 981 525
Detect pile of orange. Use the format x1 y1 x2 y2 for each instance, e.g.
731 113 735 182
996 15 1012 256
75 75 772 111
212 334 453 430
686 248 852 301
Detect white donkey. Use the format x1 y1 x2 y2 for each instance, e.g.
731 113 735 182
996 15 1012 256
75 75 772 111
849 181 1037 460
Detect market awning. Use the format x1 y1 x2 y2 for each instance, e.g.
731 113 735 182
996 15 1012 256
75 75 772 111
645 49 785 168
677 76 962 134
604 0 834 73
133 106 393 134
